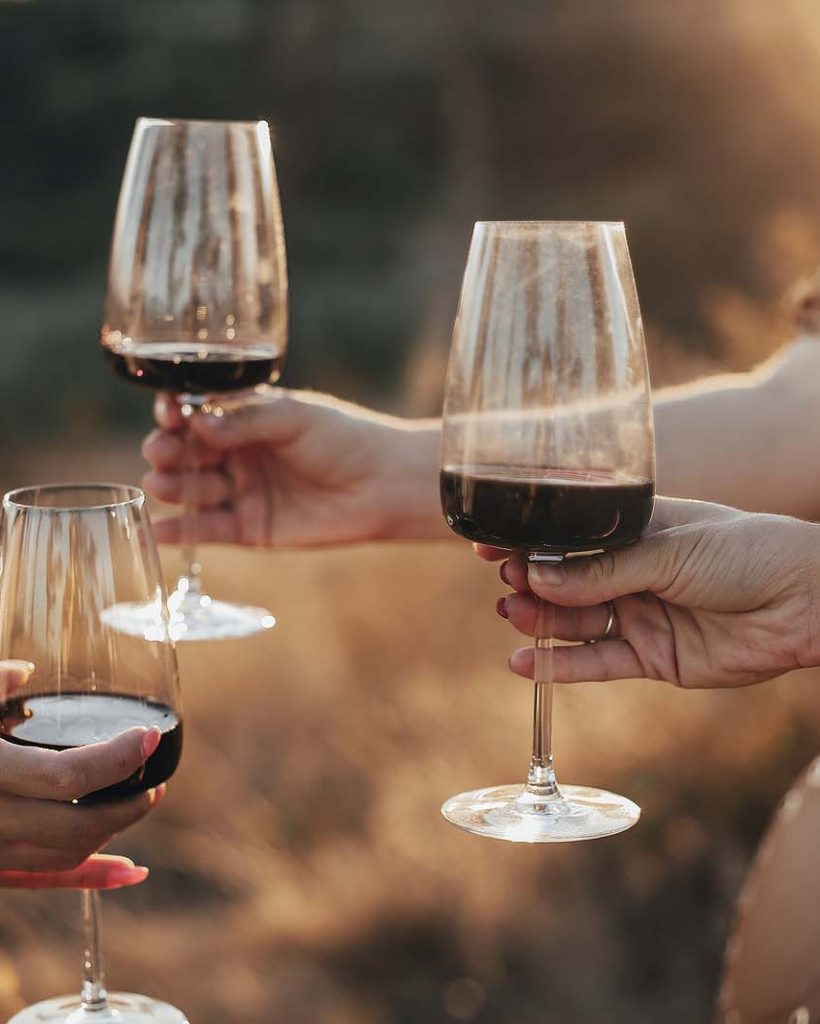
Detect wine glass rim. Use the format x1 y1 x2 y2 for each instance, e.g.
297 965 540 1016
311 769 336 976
474 220 625 229
4 483 145 513
136 116 269 130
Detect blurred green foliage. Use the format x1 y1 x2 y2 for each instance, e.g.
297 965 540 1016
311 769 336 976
3 0 820 440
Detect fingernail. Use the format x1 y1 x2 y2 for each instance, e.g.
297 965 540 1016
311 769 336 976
529 562 566 587
140 727 162 760
496 597 509 619
4 659 36 676
500 560 510 585
149 783 167 807
109 865 149 887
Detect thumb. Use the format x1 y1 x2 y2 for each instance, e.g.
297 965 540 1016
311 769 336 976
190 388 306 449
645 494 742 534
527 534 674 607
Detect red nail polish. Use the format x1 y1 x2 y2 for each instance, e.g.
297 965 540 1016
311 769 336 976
496 597 509 619
140 727 161 760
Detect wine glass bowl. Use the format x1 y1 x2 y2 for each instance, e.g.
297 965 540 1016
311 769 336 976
102 117 287 373
441 220 654 558
440 221 655 843
101 117 288 641
0 484 187 1024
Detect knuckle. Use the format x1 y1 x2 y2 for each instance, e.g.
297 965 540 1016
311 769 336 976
111 744 138 785
70 811 105 850
590 552 617 584
48 759 83 801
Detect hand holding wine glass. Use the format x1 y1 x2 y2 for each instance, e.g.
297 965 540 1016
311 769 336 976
0 659 156 890
1 484 186 1024
440 221 655 843
102 117 287 640
141 387 448 548
497 495 820 689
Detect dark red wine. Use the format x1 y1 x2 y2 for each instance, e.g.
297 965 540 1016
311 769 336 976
0 692 182 803
441 466 654 553
106 343 282 394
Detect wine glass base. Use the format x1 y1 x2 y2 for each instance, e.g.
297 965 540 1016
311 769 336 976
8 992 188 1024
101 592 276 643
166 590 276 642
441 783 640 843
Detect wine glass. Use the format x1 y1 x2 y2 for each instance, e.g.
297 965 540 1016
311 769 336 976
101 116 288 642
1 484 186 1024
440 221 656 842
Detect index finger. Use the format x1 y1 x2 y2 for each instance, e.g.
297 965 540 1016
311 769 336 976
473 544 511 561
141 430 224 472
153 393 186 430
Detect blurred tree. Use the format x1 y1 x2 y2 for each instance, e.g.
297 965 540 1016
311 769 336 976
3 0 820 438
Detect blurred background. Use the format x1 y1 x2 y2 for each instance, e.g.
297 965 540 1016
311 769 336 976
3 0 820 1021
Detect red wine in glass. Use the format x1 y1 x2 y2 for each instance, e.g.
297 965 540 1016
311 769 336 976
438 220 656 843
0 692 182 802
101 117 288 642
0 482 187 1024
440 466 654 554
106 343 283 395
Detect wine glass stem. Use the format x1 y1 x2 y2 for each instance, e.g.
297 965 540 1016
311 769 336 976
79 890 108 1012
178 395 205 595
526 597 560 799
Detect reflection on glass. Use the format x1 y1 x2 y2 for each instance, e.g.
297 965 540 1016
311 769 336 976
2 484 187 1024
102 117 287 641
440 221 655 842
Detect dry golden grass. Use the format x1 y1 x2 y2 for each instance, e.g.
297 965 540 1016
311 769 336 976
0 443 818 1023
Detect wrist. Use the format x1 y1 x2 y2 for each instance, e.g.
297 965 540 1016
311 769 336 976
373 421 451 541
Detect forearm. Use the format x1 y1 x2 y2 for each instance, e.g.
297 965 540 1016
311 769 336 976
367 336 820 540
654 337 820 519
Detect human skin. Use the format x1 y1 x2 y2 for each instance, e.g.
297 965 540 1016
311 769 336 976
142 338 820 547
492 496 820 690
0 661 159 890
